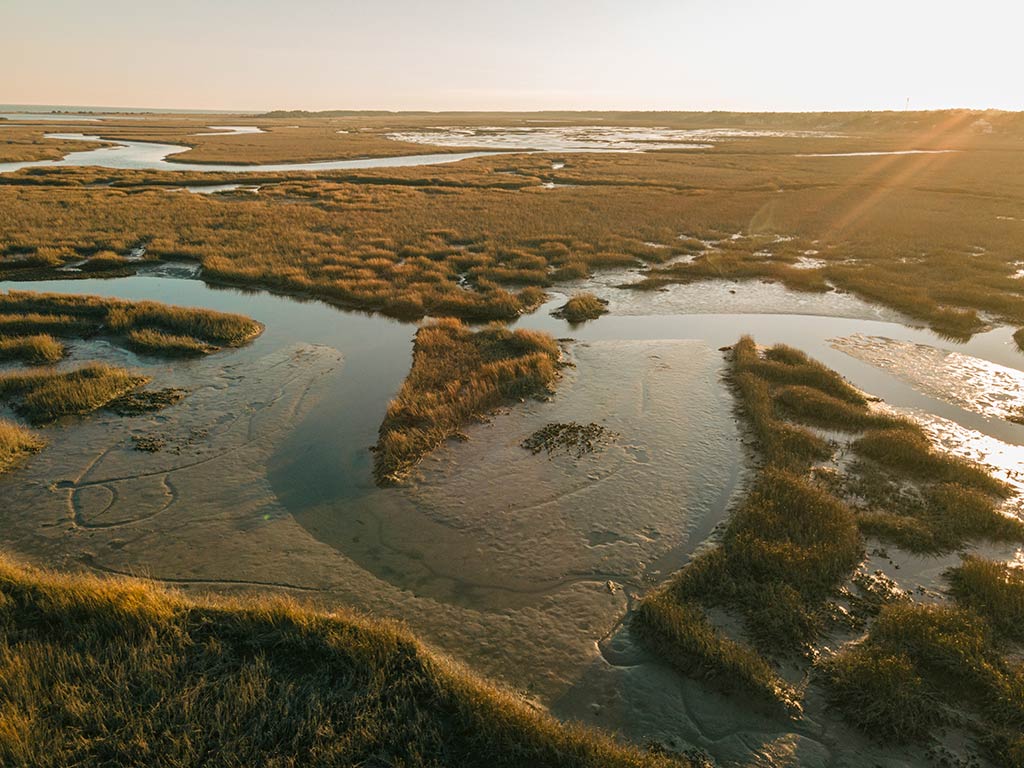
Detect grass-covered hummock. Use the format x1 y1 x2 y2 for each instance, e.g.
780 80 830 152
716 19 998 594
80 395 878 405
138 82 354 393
946 556 1024 642
552 292 609 323
818 602 1024 764
0 333 64 364
0 291 262 355
0 556 680 768
0 363 149 424
374 319 561 484
125 328 213 356
0 418 45 473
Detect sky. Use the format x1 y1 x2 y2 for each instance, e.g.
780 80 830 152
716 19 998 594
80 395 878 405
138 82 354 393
3 0 1021 113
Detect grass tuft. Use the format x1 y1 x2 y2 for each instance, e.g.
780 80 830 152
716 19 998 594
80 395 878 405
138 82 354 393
0 418 45 474
947 556 1024 642
552 293 609 323
0 363 149 424
0 334 64 365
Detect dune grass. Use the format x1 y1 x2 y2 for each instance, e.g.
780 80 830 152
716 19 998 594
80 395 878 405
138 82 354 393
0 363 148 424
374 319 560 484
818 602 1024 764
0 418 45 474
0 556 679 768
552 292 609 323
0 291 261 356
0 334 64 364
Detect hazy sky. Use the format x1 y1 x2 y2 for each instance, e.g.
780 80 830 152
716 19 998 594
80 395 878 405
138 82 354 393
4 0 1021 112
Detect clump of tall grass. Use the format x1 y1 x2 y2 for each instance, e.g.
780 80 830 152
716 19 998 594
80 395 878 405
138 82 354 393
125 329 212 356
1015 328 1024 353
0 363 148 423
947 556 1024 641
818 602 1024 763
374 319 560 484
0 556 679 768
632 592 800 715
0 418 45 473
0 334 64 364
853 427 1010 497
552 292 609 323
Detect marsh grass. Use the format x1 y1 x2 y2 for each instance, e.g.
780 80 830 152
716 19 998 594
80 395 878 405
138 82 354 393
0 418 44 473
947 556 1024 642
374 319 560 484
0 556 678 768
6 113 1024 329
818 602 1024 763
638 335 1017 721
0 363 148 423
0 334 64 364
126 329 212 356
0 291 261 354
552 292 609 323
853 427 1010 497
632 593 800 715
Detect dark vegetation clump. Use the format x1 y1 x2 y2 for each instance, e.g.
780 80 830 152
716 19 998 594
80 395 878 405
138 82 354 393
374 319 561 484
107 388 188 417
0 556 682 768
521 422 618 457
131 434 166 452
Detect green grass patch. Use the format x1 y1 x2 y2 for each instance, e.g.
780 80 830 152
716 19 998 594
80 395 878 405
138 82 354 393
374 319 560 484
0 556 678 768
0 418 45 473
0 363 149 424
0 334 64 365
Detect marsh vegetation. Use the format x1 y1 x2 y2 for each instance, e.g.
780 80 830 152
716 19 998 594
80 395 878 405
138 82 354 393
0 556 681 768
635 336 1024 760
0 363 148 423
5 111 1024 333
374 319 561 484
552 293 609 323
0 418 44 473
0 290 261 355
